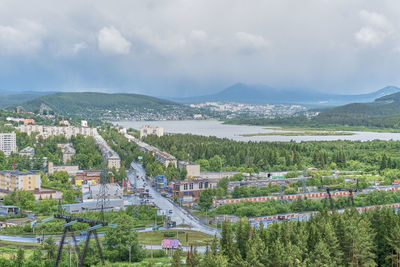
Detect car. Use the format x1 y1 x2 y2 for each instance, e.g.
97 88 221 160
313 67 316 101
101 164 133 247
169 209 173 214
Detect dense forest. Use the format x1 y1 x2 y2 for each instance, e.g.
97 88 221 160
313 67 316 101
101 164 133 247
181 207 400 266
143 134 400 172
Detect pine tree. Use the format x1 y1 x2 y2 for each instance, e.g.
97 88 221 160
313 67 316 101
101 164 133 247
309 240 334 267
171 248 182 267
346 216 376 267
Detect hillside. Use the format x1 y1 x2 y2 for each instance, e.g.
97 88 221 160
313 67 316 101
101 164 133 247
225 90 400 129
0 91 56 108
19 92 194 120
175 83 400 106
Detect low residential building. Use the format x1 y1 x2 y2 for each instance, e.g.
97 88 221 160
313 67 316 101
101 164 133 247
19 146 35 159
140 125 163 138
172 178 218 200
0 171 41 192
48 162 79 175
75 170 102 186
178 161 200 178
33 187 63 200
0 132 17 156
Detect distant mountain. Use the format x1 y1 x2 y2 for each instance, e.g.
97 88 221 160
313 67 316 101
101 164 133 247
175 83 400 106
19 92 185 118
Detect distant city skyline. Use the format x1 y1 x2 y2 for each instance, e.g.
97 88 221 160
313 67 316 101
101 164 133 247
1 0 400 97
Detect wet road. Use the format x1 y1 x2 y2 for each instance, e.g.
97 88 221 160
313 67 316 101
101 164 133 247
130 162 220 237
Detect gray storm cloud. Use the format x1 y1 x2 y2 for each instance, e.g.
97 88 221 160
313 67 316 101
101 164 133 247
0 0 400 96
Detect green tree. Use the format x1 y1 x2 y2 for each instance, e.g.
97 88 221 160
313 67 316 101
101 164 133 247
198 188 214 211
104 214 145 262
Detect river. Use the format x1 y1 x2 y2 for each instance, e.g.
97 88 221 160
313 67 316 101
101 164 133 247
113 120 400 142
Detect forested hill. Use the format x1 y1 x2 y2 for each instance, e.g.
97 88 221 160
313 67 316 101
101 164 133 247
19 92 191 119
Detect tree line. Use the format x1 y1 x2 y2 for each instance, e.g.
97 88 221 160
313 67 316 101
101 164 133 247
176 207 400 266
144 134 400 172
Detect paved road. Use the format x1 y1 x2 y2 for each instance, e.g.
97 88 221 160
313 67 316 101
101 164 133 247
130 162 220 237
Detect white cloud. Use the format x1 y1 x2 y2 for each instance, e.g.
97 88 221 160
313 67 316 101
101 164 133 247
355 10 394 47
189 30 208 41
234 32 269 53
97 26 131 55
73 42 88 53
0 19 45 54
359 10 392 31
355 27 386 47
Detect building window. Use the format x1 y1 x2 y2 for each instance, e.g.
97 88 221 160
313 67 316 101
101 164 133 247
189 183 193 190
184 184 188 190
199 182 203 189
205 182 209 188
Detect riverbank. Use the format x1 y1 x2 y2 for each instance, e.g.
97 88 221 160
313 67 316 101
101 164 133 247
241 130 354 137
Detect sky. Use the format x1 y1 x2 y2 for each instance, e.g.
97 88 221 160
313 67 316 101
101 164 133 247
1 0 400 97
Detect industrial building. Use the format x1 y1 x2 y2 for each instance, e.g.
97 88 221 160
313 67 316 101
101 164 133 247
60 199 124 213
81 183 123 202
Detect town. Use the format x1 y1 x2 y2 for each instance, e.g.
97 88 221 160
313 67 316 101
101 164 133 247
2 109 400 266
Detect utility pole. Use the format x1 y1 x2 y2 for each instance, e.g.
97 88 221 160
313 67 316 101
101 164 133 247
127 245 131 263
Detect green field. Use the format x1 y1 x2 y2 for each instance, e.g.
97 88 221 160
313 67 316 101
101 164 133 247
138 230 214 247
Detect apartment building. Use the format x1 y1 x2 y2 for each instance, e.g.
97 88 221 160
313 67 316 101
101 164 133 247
18 125 98 139
0 132 17 156
140 125 163 138
93 134 121 170
19 146 35 159
0 171 41 192
57 143 76 163
178 161 200 178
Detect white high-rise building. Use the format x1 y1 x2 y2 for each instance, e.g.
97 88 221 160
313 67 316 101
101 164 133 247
0 132 17 156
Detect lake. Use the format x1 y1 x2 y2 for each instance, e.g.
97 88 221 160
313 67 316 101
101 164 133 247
113 120 400 142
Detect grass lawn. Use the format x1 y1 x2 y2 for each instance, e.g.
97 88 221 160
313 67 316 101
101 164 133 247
138 230 214 247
